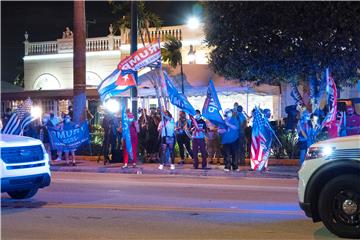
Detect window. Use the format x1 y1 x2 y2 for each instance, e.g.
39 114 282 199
33 74 61 90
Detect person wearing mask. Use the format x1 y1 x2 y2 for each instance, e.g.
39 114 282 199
175 111 193 165
234 104 247 166
218 109 240 172
205 120 220 165
191 110 208 169
297 110 314 166
157 110 176 170
39 114 52 160
122 111 140 168
60 114 77 166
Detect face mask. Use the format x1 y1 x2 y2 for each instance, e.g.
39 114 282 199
65 119 70 123
195 114 201 120
128 117 134 121
227 112 233 118
42 119 48 124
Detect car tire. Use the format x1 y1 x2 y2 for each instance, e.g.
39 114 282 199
7 188 38 199
318 174 360 239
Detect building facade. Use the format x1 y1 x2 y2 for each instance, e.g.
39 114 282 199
2 24 359 123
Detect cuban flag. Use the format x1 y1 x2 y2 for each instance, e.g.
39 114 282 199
163 71 196 116
97 69 136 101
250 107 272 171
202 80 226 127
321 68 337 129
2 98 36 135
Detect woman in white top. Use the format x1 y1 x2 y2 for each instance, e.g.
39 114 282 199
157 110 176 170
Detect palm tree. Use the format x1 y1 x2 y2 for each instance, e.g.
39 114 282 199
162 35 185 94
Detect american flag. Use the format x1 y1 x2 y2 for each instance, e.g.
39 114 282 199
250 107 272 171
2 98 36 135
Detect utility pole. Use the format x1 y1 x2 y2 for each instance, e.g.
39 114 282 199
130 1 138 119
73 1 86 124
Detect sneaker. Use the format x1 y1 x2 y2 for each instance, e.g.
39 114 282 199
55 158 62 162
132 163 137 168
224 168 230 172
178 160 185 165
170 164 175 170
235 168 240 172
122 164 128 169
158 164 164 170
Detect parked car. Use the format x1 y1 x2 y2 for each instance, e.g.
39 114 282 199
1 134 51 199
298 135 360 238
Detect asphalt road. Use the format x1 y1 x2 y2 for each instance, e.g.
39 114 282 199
1 172 338 240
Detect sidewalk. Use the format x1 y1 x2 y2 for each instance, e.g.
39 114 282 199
50 158 300 179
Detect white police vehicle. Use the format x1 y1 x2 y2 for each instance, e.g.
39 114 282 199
1 134 51 199
298 135 360 238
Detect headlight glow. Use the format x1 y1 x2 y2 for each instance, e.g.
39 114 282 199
306 146 335 160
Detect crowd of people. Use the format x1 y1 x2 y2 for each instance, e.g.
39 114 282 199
3 100 344 170
102 102 256 171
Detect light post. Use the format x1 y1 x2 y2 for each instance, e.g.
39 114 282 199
130 1 138 119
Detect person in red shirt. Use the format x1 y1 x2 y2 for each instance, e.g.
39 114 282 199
122 111 140 168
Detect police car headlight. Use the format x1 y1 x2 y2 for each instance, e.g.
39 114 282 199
306 146 334 160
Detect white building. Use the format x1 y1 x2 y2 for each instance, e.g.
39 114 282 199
2 24 359 122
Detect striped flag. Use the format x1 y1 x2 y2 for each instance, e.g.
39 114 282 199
2 98 35 135
321 68 338 129
97 68 136 101
250 107 272 171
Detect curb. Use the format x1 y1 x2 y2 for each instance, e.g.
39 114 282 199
50 162 299 179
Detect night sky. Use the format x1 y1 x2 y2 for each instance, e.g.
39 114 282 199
1 1 201 84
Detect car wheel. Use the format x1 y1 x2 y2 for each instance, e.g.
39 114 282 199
318 174 360 239
7 188 38 199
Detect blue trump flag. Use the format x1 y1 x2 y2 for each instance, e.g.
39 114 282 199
163 71 196 116
202 80 226 127
47 121 90 151
121 100 133 161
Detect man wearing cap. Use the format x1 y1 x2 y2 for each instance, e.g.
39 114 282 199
218 108 240 172
191 110 208 169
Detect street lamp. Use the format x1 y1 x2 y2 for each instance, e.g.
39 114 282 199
104 98 120 113
187 16 200 30
31 106 42 119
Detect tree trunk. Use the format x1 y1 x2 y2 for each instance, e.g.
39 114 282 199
73 1 87 124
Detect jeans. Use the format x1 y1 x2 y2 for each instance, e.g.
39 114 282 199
223 139 239 170
192 138 207 168
238 136 246 165
161 137 175 165
176 134 193 160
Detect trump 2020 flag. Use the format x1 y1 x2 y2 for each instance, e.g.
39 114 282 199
118 42 161 75
202 80 225 127
321 68 337 129
97 68 136 101
163 71 196 116
121 103 133 162
250 107 272 171
290 81 304 106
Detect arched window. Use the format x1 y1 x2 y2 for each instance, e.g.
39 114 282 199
33 73 62 90
86 71 102 87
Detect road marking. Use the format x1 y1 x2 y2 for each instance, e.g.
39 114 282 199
40 203 304 216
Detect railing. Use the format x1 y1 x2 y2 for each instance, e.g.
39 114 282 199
26 36 122 55
25 25 200 55
27 41 58 55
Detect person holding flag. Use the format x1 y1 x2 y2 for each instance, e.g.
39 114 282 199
122 109 140 168
157 110 176 170
191 110 208 170
218 108 240 172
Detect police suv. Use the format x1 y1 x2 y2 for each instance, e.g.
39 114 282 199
1 134 51 199
298 135 360 238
